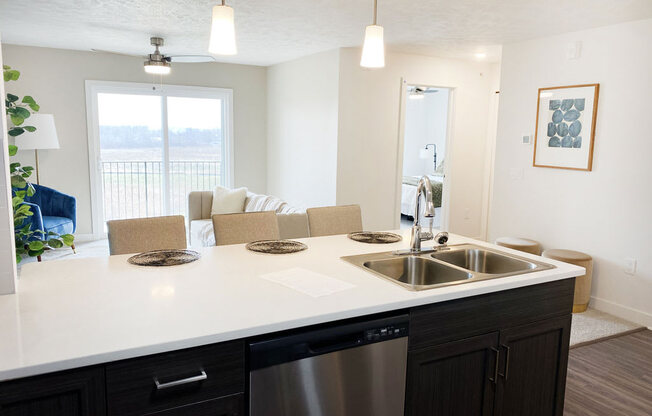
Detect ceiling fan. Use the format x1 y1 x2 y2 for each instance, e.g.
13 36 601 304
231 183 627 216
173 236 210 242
92 37 216 75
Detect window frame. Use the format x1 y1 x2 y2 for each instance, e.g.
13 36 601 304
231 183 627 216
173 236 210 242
85 80 234 238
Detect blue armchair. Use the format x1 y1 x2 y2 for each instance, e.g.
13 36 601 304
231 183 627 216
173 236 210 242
21 184 76 239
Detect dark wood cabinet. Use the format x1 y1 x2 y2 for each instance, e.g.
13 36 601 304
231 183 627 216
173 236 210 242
406 332 499 416
494 315 571 416
0 279 574 416
145 393 244 415
0 367 106 416
106 340 244 416
406 280 574 416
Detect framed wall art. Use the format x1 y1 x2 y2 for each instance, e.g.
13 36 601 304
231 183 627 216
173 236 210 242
533 84 599 171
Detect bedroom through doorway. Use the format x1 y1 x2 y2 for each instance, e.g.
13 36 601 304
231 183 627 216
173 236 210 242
399 85 451 230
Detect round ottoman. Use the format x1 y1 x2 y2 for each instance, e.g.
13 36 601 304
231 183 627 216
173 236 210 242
542 249 593 313
495 237 542 255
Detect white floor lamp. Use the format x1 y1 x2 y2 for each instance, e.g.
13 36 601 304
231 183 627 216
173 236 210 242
16 114 59 185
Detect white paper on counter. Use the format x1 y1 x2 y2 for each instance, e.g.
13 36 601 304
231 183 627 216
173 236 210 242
259 267 355 297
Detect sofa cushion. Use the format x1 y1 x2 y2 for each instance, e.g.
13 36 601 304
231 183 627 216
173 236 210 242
211 186 247 216
42 216 74 235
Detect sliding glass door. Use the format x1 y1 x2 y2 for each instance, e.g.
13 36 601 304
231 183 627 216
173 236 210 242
86 81 233 235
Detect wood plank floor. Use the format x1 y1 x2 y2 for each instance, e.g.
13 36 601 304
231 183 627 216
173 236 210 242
564 329 652 415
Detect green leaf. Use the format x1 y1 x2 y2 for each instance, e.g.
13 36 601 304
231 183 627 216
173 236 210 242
21 96 35 104
2 65 10 70
11 175 26 188
16 254 22 263
8 145 18 156
48 239 64 248
14 107 30 118
61 234 75 246
8 127 24 137
26 184 35 196
7 93 19 103
28 103 40 112
28 240 44 251
10 115 24 126
28 248 45 257
23 125 36 132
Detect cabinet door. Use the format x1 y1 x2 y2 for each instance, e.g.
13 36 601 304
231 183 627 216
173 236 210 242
146 393 243 416
0 367 106 416
406 332 499 416
495 315 571 416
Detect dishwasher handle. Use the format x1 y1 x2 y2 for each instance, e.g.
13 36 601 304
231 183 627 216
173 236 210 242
249 314 409 371
307 333 364 355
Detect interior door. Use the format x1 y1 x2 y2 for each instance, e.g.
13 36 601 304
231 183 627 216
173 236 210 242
494 315 572 416
405 332 499 416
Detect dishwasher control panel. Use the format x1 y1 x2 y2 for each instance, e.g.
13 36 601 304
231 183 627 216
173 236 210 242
364 322 408 341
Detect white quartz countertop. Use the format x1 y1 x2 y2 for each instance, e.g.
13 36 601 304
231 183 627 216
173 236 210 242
0 230 583 381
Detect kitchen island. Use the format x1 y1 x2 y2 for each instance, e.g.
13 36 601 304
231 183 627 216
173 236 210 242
0 230 583 415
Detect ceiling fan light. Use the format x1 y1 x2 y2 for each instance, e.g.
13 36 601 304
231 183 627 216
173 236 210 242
360 24 385 68
209 4 237 55
144 60 171 75
409 92 425 100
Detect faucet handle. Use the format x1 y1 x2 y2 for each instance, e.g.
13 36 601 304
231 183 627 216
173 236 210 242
419 231 434 241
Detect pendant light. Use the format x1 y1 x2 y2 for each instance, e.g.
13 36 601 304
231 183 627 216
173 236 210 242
360 0 385 68
209 0 237 55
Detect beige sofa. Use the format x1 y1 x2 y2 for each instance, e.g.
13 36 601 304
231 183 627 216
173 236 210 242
188 191 309 247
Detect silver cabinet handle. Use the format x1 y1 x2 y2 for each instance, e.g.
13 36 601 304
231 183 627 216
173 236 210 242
154 370 207 390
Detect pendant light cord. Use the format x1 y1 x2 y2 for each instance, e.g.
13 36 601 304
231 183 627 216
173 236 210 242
373 0 378 25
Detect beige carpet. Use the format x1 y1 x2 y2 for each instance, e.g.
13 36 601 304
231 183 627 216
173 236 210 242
570 308 646 348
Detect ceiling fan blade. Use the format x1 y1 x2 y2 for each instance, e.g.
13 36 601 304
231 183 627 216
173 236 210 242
167 55 216 63
91 48 143 58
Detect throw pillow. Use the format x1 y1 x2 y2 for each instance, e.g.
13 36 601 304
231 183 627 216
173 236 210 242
211 186 247 216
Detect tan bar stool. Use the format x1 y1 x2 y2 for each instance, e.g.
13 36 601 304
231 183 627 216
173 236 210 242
542 249 593 313
495 237 542 255
107 215 187 255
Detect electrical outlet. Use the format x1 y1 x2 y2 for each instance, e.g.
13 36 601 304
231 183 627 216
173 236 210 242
464 208 470 220
624 258 637 275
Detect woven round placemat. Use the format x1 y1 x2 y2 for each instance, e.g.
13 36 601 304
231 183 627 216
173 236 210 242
127 249 200 266
348 231 402 244
246 240 308 254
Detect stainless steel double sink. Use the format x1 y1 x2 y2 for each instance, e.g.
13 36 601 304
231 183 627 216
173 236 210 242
341 244 555 291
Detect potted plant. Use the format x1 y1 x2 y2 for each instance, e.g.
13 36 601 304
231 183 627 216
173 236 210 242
4 65 74 263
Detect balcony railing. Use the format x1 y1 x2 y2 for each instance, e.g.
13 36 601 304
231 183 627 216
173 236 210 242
101 161 221 221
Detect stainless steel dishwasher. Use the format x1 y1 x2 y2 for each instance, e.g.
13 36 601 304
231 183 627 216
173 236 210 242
249 314 409 416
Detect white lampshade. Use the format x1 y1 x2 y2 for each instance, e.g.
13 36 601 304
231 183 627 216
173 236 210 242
360 25 385 68
419 148 430 159
13 114 59 150
208 4 237 55
144 61 171 75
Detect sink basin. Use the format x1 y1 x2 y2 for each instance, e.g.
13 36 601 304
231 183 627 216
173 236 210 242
341 243 554 291
431 248 537 274
363 256 473 288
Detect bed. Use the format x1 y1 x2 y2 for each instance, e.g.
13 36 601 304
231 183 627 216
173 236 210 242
401 175 444 218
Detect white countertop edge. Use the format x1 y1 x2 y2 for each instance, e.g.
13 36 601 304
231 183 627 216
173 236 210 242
0 266 581 382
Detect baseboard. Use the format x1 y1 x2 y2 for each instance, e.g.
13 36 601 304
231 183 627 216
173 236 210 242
590 296 652 329
72 233 97 242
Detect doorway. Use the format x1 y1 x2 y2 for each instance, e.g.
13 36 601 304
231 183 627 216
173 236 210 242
398 84 451 230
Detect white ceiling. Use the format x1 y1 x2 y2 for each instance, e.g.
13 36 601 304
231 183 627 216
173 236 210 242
1 0 651 66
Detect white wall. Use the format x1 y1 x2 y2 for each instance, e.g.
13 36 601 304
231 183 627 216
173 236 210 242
490 18 652 326
403 89 449 177
0 37 18 295
336 48 500 235
266 50 339 209
2 45 267 235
